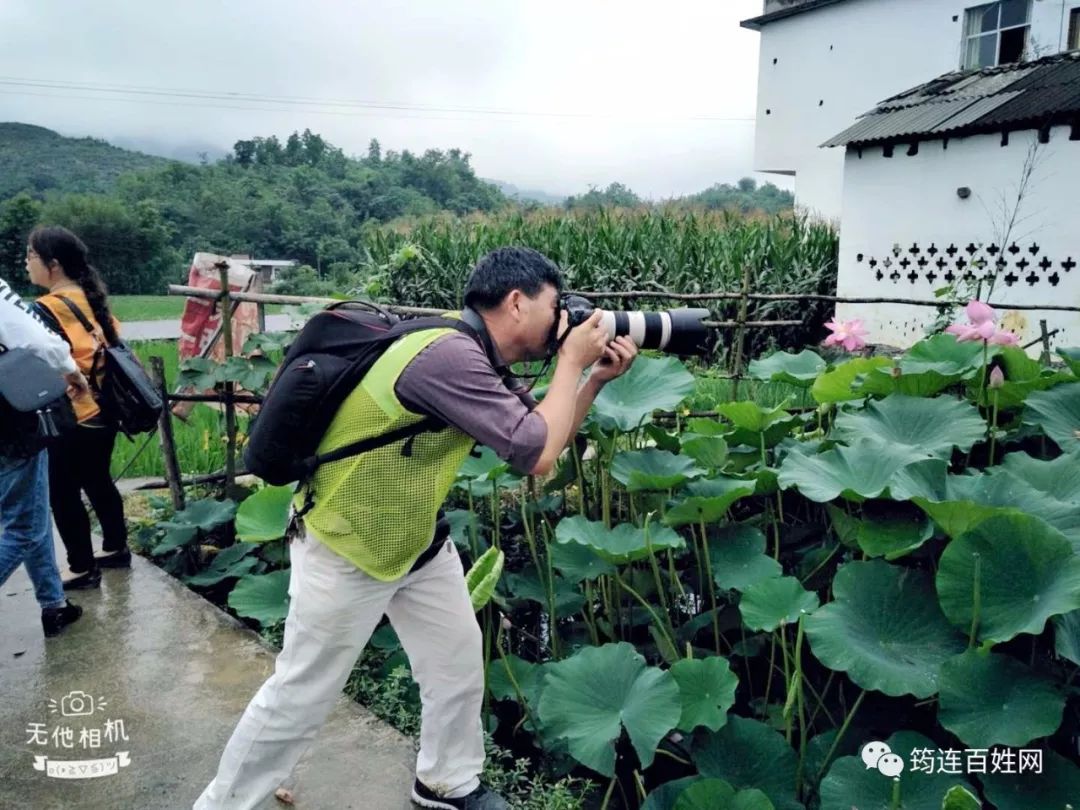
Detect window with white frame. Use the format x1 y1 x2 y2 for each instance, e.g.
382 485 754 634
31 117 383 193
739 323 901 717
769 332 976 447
962 0 1032 69
1069 7 1080 51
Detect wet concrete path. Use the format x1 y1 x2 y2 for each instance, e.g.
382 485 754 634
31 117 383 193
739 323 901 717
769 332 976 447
0 531 417 810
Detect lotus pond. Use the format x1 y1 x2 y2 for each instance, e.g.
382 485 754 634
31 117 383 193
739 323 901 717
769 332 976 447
134 329 1080 810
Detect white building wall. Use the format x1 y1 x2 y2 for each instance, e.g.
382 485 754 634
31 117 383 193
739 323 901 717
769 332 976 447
834 126 1080 350
751 0 1080 220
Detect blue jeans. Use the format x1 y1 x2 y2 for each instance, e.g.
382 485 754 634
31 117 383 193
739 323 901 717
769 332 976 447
0 451 66 610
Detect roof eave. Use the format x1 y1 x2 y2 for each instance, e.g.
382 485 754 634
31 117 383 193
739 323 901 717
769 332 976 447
741 0 850 31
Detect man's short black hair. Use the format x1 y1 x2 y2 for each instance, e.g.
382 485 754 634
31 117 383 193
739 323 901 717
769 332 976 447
463 246 563 311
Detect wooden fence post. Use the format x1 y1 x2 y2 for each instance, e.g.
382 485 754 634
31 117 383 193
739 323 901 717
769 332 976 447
730 264 752 400
150 356 185 512
217 261 237 494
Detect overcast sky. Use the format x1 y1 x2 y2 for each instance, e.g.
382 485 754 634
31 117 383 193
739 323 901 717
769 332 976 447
0 1 781 199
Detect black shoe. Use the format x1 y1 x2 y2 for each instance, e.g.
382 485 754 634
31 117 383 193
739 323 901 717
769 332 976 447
42 600 83 637
94 549 131 568
411 780 508 810
62 568 101 590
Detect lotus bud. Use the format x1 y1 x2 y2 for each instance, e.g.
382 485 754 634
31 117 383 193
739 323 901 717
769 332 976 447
988 367 1005 389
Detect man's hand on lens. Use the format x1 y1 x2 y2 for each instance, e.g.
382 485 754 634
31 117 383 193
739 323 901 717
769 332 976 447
589 336 638 384
557 308 608 370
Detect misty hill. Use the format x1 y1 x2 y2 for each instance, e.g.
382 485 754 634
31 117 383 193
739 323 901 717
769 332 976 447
0 122 172 199
488 180 566 206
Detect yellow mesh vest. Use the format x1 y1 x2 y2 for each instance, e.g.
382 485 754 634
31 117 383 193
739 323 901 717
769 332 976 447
299 327 476 581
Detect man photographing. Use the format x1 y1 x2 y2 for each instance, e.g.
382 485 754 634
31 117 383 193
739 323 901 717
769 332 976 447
195 246 638 810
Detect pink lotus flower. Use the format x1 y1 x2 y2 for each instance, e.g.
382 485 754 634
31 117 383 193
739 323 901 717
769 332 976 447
944 300 1019 346
823 318 869 352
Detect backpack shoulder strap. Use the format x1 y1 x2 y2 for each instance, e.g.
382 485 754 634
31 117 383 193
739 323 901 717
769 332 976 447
53 295 107 393
53 295 99 338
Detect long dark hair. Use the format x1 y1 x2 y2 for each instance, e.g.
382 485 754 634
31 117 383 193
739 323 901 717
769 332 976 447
30 226 119 346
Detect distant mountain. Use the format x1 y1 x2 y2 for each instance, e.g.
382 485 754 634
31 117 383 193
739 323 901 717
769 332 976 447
488 180 566 207
0 122 172 199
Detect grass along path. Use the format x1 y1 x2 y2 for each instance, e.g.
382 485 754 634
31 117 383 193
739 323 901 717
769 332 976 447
110 295 284 322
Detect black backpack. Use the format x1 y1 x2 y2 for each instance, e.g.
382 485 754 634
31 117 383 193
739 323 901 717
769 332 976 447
53 296 163 437
244 301 478 487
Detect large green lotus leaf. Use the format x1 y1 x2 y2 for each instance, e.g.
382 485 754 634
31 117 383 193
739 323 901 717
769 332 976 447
685 417 729 437
235 485 294 542
1057 346 1080 376
941 785 981 810
739 577 819 632
936 513 1080 643
818 730 971 810
680 433 729 469
777 438 934 503
643 777 705 810
715 401 797 448
454 445 523 495
812 356 893 403
978 749 1080 810
938 649 1065 748
1022 382 1080 451
805 560 967 697
855 365 963 399
832 395 987 459
487 653 548 707
611 449 705 492
899 334 991 377
504 568 585 617
591 356 695 433
856 499 935 560
801 728 868 795
156 497 238 553
670 656 739 733
748 349 826 387
664 477 756 527
228 569 291 626
644 423 682 452
708 524 783 591
907 466 1080 548
716 400 793 433
555 515 685 563
674 780 776 810
183 542 258 587
1052 609 1080 665
998 449 1080 505
538 642 681 776
548 539 616 582
825 503 861 549
465 546 504 612
691 716 802 810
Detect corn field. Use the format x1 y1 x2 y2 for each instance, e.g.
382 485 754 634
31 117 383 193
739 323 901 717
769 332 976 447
360 208 839 361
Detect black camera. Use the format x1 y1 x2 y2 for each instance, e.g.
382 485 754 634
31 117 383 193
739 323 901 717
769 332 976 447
555 294 712 355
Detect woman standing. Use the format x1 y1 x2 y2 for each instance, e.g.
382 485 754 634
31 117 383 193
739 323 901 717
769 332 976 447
0 274 87 636
27 226 130 589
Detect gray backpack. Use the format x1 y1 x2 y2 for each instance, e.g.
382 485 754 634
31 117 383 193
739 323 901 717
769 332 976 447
0 345 76 458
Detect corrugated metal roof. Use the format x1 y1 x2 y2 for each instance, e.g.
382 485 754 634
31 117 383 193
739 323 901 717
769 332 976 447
822 51 1080 148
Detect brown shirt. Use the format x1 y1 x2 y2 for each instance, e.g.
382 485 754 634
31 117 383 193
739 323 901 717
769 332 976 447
395 333 547 475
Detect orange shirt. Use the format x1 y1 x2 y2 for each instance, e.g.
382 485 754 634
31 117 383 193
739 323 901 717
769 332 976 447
35 290 121 424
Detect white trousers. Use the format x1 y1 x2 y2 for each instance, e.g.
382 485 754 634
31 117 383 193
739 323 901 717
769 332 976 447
194 532 486 810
